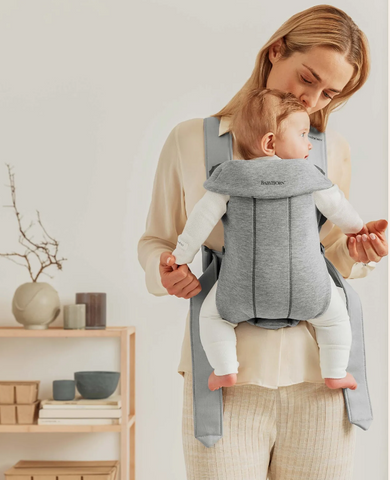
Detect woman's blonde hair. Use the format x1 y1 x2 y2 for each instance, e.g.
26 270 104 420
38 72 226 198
212 4 370 132
230 88 307 159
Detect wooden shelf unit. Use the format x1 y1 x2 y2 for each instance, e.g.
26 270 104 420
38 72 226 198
0 326 136 480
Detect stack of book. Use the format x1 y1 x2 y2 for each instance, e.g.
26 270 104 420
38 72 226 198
37 395 121 425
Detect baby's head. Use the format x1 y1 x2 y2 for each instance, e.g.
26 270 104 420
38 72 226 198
230 88 312 160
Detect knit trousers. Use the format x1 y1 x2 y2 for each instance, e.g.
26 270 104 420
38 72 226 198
182 371 356 480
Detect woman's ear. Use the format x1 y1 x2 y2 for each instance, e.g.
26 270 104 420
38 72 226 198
268 38 283 65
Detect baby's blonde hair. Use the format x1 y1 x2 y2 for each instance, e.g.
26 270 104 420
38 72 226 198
230 88 307 160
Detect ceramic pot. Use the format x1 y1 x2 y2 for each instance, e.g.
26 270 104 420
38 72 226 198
12 282 61 330
53 380 76 401
74 371 120 399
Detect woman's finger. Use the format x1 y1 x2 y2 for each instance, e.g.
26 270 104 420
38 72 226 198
165 266 195 293
182 277 202 299
347 236 360 262
367 219 388 238
360 234 383 262
364 229 388 258
365 219 388 253
163 264 200 298
371 235 389 257
160 266 188 291
159 252 191 292
354 235 370 263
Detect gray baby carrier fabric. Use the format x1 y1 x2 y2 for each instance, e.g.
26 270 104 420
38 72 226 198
203 158 333 325
189 116 373 448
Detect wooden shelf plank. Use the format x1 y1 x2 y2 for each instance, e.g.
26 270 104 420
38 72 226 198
0 424 122 432
0 326 135 338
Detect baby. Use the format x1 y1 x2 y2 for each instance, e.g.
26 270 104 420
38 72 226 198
171 88 365 392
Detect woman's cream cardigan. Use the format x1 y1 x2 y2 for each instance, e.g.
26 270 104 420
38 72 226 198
137 116 376 389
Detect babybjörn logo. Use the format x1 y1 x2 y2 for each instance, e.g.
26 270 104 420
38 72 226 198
308 134 322 142
261 180 285 185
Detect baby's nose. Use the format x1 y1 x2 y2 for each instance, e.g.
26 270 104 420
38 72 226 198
308 142 312 150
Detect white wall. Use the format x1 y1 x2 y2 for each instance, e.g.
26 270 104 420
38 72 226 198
0 1 387 479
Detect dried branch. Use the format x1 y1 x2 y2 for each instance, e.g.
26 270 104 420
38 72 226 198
0 163 67 282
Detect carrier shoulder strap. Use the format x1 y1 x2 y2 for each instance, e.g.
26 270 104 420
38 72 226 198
204 116 233 176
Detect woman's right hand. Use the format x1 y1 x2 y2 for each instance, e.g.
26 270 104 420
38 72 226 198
159 251 202 299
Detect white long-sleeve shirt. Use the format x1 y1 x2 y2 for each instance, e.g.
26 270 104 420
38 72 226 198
172 184 364 265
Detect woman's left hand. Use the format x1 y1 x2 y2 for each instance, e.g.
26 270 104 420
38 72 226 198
345 219 388 263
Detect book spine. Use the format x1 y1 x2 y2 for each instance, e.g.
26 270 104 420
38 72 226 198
37 418 121 425
39 409 122 419
42 405 121 410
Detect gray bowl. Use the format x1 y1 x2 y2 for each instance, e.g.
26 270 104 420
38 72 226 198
74 371 120 399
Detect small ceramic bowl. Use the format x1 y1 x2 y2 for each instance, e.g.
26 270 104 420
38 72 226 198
74 371 120 399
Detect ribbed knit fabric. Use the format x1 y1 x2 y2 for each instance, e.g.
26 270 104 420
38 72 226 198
182 371 356 479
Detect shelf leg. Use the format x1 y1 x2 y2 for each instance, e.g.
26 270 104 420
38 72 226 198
120 329 130 480
130 329 136 479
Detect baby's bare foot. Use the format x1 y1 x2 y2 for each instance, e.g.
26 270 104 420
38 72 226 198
324 372 357 390
208 371 237 391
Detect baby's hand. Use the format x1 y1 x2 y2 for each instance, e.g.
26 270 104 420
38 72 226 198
346 224 369 237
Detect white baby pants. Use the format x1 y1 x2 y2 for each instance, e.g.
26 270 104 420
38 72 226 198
199 273 352 379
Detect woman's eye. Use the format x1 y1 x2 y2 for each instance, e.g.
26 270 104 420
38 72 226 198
300 75 333 100
323 91 333 100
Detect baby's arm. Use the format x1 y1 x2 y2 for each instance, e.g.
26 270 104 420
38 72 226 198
313 184 364 234
172 191 230 265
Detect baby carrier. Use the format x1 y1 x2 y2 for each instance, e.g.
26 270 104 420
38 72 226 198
203 157 334 324
189 116 373 448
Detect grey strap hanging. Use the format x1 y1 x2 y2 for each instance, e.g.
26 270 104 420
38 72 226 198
189 116 373 448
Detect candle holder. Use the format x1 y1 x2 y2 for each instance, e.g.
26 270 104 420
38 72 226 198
75 293 106 329
53 380 76 401
63 304 86 330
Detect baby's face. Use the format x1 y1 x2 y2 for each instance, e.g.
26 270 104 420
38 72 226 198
275 111 312 160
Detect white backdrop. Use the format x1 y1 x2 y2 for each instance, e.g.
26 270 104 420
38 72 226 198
0 1 387 479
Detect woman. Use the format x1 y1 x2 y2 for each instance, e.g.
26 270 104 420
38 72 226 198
138 5 388 479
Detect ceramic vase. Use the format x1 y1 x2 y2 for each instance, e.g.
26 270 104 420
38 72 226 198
12 282 61 330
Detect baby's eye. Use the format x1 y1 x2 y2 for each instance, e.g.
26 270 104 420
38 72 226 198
301 132 305 137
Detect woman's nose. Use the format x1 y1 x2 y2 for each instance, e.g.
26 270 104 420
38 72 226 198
300 92 319 110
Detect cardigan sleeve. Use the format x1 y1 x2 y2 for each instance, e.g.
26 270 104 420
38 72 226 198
137 123 188 296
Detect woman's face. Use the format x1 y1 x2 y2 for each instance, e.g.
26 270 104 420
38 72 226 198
266 40 354 115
